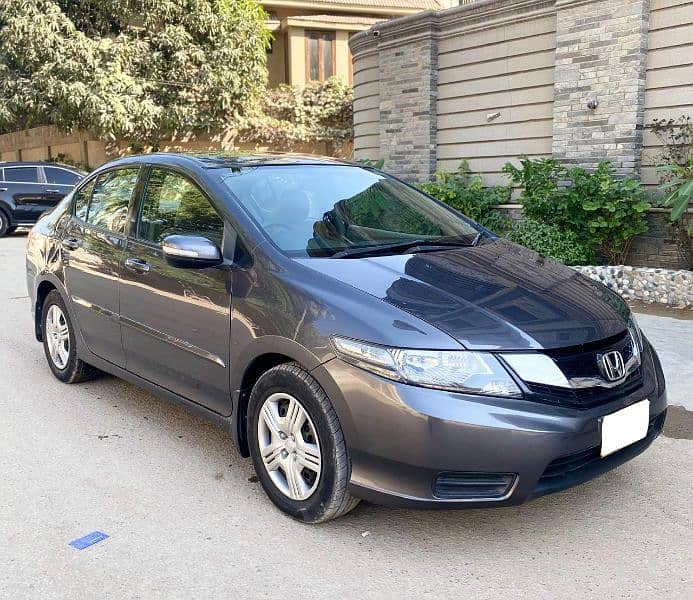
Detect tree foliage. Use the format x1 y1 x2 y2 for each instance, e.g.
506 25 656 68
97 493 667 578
235 78 353 148
0 0 270 142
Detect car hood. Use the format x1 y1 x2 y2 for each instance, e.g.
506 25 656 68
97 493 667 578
295 239 630 350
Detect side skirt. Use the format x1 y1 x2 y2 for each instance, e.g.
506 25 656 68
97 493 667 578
81 349 235 439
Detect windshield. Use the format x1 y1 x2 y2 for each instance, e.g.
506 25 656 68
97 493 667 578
220 164 480 257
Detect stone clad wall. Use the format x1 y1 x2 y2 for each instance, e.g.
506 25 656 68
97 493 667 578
435 3 557 185
378 14 439 182
350 0 693 269
552 0 650 177
350 0 662 180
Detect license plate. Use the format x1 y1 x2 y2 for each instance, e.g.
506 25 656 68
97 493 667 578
600 399 650 457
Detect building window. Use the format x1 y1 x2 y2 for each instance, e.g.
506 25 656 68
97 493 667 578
305 30 335 82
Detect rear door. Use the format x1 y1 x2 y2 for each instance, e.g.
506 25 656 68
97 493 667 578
1 166 45 224
42 166 82 206
119 166 231 414
62 167 142 367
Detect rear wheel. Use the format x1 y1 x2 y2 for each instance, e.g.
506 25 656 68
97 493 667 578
247 363 360 523
42 290 100 383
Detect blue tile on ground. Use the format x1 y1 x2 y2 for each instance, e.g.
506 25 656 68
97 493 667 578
69 531 110 550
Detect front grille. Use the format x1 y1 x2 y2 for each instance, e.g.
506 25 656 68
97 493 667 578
548 330 635 379
533 410 666 498
525 369 643 409
433 472 515 500
523 331 644 409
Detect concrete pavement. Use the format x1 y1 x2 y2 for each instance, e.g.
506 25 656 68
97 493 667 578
1 232 691 599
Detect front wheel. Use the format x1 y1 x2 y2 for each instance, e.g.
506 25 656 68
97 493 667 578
0 210 9 236
247 363 360 523
42 290 100 383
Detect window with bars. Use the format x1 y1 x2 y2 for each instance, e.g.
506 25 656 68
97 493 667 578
305 30 335 82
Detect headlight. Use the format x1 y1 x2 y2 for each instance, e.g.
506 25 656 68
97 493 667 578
331 336 522 397
628 314 643 354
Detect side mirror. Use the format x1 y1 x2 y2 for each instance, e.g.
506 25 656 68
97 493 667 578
162 234 223 268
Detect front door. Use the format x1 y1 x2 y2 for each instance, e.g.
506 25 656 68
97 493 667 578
62 167 141 367
119 167 231 414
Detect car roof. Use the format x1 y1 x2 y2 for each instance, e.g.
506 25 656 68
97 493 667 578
99 152 358 170
0 161 83 171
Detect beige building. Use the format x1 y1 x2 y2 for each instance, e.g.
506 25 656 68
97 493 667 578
262 0 445 87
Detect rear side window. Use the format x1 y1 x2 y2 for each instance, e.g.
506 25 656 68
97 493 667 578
86 168 139 234
137 168 224 246
4 166 39 183
45 167 80 186
73 180 95 221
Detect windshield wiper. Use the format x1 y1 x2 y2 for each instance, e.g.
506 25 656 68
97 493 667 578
329 237 477 259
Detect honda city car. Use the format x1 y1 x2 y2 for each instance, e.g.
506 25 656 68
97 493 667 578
25 153 666 522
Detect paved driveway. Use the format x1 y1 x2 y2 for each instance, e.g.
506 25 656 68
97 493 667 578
1 232 691 599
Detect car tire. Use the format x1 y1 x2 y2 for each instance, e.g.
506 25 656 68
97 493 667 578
42 290 100 383
0 210 9 237
6 226 17 235
247 362 360 523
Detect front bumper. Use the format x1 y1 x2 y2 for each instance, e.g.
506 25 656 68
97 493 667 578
312 340 667 509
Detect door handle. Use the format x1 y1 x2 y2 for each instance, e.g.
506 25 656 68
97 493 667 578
0 187 6 192
125 257 151 274
61 237 80 251
45 189 61 194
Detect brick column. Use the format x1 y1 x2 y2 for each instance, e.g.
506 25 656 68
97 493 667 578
376 13 439 182
553 0 650 177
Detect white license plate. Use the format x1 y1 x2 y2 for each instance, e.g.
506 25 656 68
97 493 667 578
600 399 650 457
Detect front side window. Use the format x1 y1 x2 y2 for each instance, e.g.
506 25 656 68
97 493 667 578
137 168 224 246
306 30 334 82
86 168 139 234
73 179 95 221
45 167 80 186
220 165 479 257
4 167 39 183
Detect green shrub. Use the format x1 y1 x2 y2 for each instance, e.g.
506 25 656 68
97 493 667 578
503 158 650 264
508 220 595 266
419 161 512 234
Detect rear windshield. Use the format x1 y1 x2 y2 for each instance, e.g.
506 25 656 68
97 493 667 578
220 165 478 257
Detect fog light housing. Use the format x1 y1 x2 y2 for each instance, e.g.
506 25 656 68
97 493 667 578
433 472 516 500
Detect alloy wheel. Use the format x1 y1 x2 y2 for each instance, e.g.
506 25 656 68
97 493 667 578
45 304 70 370
257 392 322 501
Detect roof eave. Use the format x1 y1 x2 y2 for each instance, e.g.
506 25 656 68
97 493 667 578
261 0 431 17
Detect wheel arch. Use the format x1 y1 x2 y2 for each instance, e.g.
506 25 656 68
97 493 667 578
230 336 332 457
0 202 11 231
232 352 296 457
33 275 70 342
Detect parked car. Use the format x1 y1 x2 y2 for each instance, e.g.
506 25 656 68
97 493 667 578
26 153 667 522
0 161 85 236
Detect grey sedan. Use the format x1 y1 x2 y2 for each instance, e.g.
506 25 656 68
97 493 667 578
25 153 666 522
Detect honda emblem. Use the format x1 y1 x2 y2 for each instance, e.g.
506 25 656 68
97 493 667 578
599 350 626 382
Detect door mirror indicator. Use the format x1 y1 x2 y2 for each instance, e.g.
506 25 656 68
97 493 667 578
162 234 223 268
